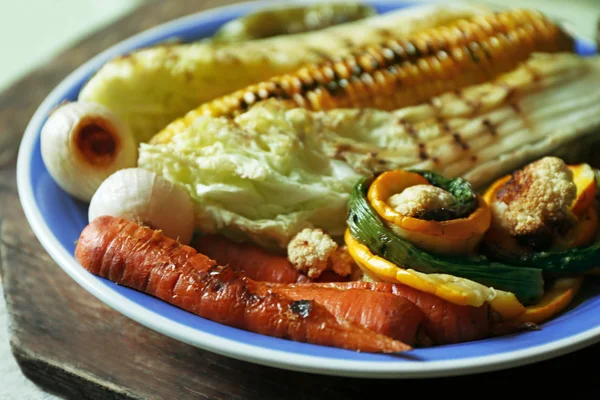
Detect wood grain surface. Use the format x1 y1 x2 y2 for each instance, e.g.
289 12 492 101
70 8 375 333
1 0 600 398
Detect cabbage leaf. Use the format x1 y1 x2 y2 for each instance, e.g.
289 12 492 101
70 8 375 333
138 105 361 249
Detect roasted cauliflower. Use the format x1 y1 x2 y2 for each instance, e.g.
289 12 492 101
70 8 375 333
287 228 353 279
491 156 577 247
388 185 456 218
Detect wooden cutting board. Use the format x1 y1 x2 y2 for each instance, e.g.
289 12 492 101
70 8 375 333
1 1 600 398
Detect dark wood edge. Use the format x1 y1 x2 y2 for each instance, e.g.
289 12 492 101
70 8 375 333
10 338 139 400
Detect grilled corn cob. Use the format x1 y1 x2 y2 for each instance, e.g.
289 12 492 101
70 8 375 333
138 52 600 248
79 4 487 144
151 8 574 145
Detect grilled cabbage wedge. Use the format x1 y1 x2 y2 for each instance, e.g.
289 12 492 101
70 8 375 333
139 53 600 249
79 3 487 143
152 8 575 144
138 104 364 250
276 52 600 190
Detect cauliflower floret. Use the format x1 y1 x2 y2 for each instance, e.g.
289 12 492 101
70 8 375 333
388 184 456 217
329 244 353 277
492 157 577 243
287 228 353 279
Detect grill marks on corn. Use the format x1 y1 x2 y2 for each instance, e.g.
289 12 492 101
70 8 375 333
498 81 532 130
331 56 548 173
195 9 573 119
400 111 481 163
456 89 483 113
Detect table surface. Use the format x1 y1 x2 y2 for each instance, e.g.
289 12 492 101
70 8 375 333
1 0 599 399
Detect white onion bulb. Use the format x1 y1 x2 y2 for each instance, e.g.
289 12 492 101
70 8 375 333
88 168 195 244
40 101 137 202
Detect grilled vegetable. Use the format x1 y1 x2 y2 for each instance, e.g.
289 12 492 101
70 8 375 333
76 216 412 353
515 276 583 324
88 168 195 244
152 8 574 144
482 159 600 275
192 234 311 284
401 170 479 221
569 163 597 217
140 53 600 249
344 230 526 319
80 3 485 144
313 52 600 190
321 53 600 190
351 167 585 323
139 102 364 250
210 2 377 43
40 101 137 202
270 279 527 345
367 169 488 255
346 175 544 305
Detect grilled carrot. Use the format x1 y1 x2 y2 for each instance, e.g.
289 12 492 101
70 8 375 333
192 236 424 341
188 232 525 344
75 216 411 353
191 234 494 344
192 234 349 283
273 281 491 345
192 234 310 284
270 286 424 344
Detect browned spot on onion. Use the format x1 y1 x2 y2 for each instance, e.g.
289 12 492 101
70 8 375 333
74 117 119 167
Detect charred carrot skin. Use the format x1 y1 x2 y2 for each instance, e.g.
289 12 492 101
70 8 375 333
192 235 425 342
187 233 504 345
283 281 536 344
273 281 491 345
270 286 424 345
152 9 574 144
189 233 488 344
75 216 411 353
192 235 310 284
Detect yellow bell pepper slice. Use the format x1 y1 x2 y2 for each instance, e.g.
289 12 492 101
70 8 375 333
344 229 526 320
517 276 583 324
570 163 597 217
367 170 491 255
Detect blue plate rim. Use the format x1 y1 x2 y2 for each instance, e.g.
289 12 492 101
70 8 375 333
16 0 600 378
